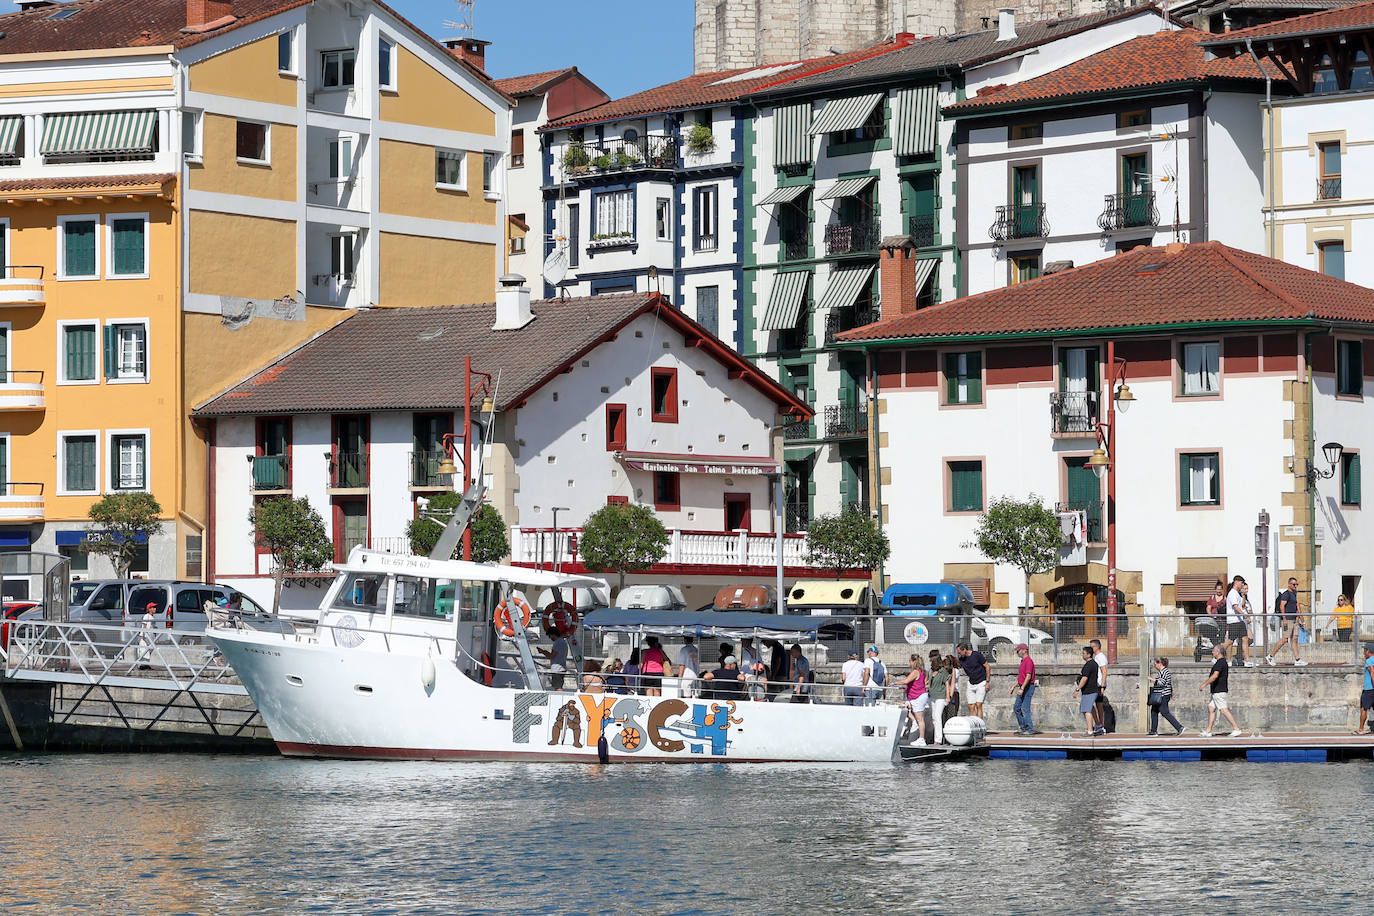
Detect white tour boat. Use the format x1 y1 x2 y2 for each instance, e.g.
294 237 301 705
209 548 904 763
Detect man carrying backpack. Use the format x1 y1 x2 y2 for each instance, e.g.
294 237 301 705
863 645 887 706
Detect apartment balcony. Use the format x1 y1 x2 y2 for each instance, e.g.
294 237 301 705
1049 391 1100 435
823 404 868 439
248 455 290 492
563 134 677 178
824 306 878 344
327 451 368 490
410 450 453 489
0 266 46 306
907 214 938 248
780 231 809 262
0 371 44 411
782 416 815 441
989 203 1049 242
1318 177 1342 200
785 503 810 532
0 482 43 522
824 219 881 256
306 176 364 210
1056 499 1104 543
1096 192 1158 232
512 526 814 571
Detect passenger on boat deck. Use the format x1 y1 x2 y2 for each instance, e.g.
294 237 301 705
582 659 606 694
538 634 572 691
623 649 642 694
703 655 746 699
739 637 764 698
787 644 811 703
718 642 732 667
764 640 787 698
677 636 700 697
604 659 627 694
641 636 673 697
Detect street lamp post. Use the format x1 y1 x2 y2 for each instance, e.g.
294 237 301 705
1086 341 1135 665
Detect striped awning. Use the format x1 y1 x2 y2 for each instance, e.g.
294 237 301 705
817 265 875 311
760 270 811 331
809 92 884 135
894 85 939 157
758 184 810 206
774 102 812 167
912 257 940 294
817 175 876 201
0 117 21 157
41 110 157 156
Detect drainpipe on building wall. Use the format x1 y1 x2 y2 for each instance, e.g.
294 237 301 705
1246 39 1276 257
865 349 884 598
1303 327 1328 630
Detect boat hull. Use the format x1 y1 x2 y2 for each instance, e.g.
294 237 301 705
213 628 904 764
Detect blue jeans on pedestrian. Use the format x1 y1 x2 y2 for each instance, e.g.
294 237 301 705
1013 684 1036 732
843 686 864 706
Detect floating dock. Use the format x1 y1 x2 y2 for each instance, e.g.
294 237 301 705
985 731 1374 762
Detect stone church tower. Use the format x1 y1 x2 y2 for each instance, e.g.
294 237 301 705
693 0 1119 72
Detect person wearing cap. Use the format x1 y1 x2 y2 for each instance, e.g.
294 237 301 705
957 642 991 720
841 650 866 706
862 645 887 706
1011 643 1037 736
135 601 159 669
1358 643 1374 735
702 654 746 700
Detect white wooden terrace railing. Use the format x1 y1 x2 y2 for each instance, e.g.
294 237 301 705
510 527 812 569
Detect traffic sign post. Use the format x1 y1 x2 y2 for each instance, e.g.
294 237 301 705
1256 509 1270 652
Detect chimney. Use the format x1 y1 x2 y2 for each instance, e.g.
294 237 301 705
997 8 1017 42
17 0 57 11
878 242 920 321
1165 241 1187 256
186 0 233 28
493 274 533 330
444 37 491 72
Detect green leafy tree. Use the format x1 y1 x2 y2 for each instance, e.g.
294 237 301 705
85 492 163 579
250 497 335 615
578 503 670 592
804 508 891 578
966 495 1061 619
407 494 510 564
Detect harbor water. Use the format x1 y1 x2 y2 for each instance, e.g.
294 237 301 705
2 754 1371 914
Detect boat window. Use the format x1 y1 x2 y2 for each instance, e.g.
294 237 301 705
333 573 388 613
434 580 490 622
394 576 445 620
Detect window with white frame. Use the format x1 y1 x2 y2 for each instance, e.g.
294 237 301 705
107 214 148 277
0 434 8 494
277 30 295 73
483 152 498 194
181 110 202 160
235 120 269 163
60 322 98 382
435 149 465 189
110 432 147 490
58 216 98 278
330 234 355 281
656 198 671 240
378 37 395 90
60 433 99 493
1181 341 1220 396
321 48 356 88
1179 452 1220 506
594 189 634 238
328 136 353 179
0 219 6 276
693 185 717 251
0 324 7 378
106 321 148 380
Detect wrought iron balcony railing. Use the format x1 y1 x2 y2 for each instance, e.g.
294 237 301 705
785 503 811 532
329 451 369 489
781 232 809 261
782 417 815 441
824 307 879 344
563 134 677 176
410 449 451 487
823 404 868 439
1318 177 1342 200
250 455 290 490
1096 191 1158 231
1049 391 1100 435
824 219 881 256
989 203 1049 242
907 213 938 248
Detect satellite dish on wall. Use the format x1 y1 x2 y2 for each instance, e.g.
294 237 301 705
542 246 569 287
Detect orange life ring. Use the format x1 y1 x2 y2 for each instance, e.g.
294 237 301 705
494 594 533 637
544 600 579 638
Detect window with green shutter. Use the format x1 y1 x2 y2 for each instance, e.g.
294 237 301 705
62 218 97 277
943 351 982 405
949 460 983 512
1342 452 1361 506
63 435 97 492
63 324 97 381
110 217 146 276
1179 452 1220 506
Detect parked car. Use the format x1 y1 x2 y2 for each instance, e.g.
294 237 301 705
970 615 1053 661
2 600 41 651
67 579 142 627
121 582 271 634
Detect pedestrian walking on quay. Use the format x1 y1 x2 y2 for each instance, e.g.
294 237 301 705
957 642 991 720
1147 656 1184 736
1199 644 1244 737
1326 595 1355 643
841 650 866 706
1268 577 1308 667
1075 645 1103 737
1358 643 1374 735
928 655 954 744
1225 577 1255 667
1011 643 1037 735
944 654 961 721
1090 638 1110 732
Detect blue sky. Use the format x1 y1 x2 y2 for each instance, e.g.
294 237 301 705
394 0 696 99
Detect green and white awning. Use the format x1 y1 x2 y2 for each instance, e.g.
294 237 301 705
774 102 812 167
912 257 940 294
816 175 876 201
41 110 157 156
0 117 21 157
760 270 811 331
894 85 939 157
758 184 811 206
809 92 884 135
817 265 875 311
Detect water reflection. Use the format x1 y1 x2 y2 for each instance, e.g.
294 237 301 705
1 755 1371 914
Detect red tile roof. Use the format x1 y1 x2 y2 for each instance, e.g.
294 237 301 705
836 241 1374 344
543 39 911 130
1203 0 1374 42
0 0 309 53
494 68 577 97
194 293 811 418
0 173 175 196
946 29 1271 113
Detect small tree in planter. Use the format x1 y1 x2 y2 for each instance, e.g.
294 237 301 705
579 503 669 592
965 495 1061 623
406 493 509 564
686 123 716 157
804 508 890 578
250 496 335 615
85 492 163 578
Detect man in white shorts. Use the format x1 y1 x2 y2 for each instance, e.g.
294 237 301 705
957 643 990 719
1198 643 1243 737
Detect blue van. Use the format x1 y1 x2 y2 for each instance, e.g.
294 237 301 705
880 583 974 645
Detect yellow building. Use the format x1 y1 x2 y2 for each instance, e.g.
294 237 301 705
0 0 509 578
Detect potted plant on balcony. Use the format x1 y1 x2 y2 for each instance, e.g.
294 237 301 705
686 123 716 158
562 142 590 175
592 152 614 171
614 149 641 168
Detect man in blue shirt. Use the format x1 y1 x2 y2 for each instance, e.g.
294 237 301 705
1359 643 1374 735
1267 576 1307 667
